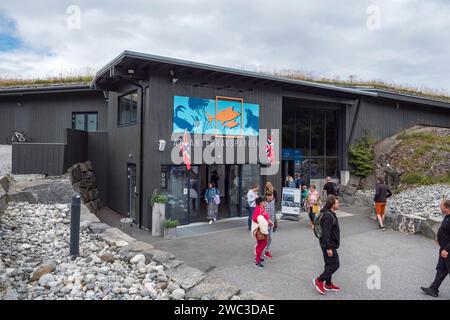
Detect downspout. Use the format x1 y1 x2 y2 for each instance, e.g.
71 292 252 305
132 81 145 229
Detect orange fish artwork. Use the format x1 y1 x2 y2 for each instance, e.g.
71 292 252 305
206 107 241 129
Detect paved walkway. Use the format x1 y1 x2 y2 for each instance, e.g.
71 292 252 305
0 145 11 176
97 205 450 300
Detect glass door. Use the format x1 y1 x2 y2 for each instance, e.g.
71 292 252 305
228 165 240 217
188 166 201 223
166 166 189 225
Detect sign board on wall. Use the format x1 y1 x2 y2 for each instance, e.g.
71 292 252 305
281 187 301 215
173 95 259 136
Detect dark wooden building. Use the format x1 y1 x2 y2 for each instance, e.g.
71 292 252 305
2 51 449 231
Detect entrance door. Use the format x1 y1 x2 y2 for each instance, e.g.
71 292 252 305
127 164 137 222
227 165 240 217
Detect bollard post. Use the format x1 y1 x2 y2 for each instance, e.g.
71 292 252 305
69 195 81 258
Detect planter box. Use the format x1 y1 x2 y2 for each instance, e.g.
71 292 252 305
152 203 165 236
164 227 177 239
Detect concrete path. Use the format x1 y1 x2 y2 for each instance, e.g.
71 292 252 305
98 205 450 300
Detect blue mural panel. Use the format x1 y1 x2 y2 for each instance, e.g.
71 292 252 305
173 96 259 136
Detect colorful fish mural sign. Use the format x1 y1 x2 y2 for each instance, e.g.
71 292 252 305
173 95 259 136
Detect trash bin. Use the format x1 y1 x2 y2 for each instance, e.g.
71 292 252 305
120 218 133 236
152 203 165 236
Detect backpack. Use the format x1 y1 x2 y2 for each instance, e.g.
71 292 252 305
313 210 336 239
313 211 325 239
333 183 339 196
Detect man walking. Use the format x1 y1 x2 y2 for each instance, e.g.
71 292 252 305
373 176 392 231
323 176 338 196
421 199 450 298
313 195 341 295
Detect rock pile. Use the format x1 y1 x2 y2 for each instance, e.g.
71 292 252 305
0 201 264 300
69 161 101 213
389 184 449 219
355 184 449 238
0 202 191 300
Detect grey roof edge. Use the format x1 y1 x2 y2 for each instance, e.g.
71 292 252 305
357 88 450 109
92 50 377 97
0 83 92 96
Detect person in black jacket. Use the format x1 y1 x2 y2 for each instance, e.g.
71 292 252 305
421 199 450 298
373 176 392 231
313 195 341 295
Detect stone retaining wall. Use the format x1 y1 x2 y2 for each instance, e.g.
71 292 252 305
68 161 102 213
0 176 11 215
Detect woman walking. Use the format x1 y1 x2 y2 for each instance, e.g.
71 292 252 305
205 181 220 224
263 191 276 259
265 181 278 231
301 184 309 212
251 197 272 268
306 185 321 229
246 183 259 231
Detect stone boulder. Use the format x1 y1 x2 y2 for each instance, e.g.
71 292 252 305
186 278 240 300
98 228 136 247
30 264 56 282
7 191 37 204
166 264 206 290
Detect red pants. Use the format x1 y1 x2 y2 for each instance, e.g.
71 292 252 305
255 239 268 263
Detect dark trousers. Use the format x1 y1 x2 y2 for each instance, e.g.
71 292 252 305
318 247 340 285
308 208 315 223
248 207 255 231
430 249 450 293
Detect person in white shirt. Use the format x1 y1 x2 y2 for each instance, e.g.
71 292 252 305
246 183 259 231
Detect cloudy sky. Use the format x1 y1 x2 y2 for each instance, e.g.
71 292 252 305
1 0 449 92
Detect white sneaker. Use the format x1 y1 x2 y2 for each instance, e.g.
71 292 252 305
209 220 212 224
213 218 217 222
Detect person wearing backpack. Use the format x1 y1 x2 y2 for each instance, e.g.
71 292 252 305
205 181 220 224
373 176 392 231
323 176 338 196
313 195 341 295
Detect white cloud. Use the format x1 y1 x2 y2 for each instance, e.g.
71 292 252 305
0 0 449 92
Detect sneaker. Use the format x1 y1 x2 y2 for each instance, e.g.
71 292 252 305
377 225 383 229
313 278 326 295
324 282 341 292
213 218 217 222
381 227 387 231
255 262 264 268
209 220 212 225
264 251 273 260
421 286 438 298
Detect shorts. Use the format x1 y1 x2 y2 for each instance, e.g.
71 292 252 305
375 202 387 216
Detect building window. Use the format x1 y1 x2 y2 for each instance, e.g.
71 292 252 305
118 91 138 126
72 112 98 131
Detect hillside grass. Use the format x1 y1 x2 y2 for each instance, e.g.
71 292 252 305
0 76 93 88
1 68 450 103
396 131 450 186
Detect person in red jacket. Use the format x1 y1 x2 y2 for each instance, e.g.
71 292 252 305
251 197 273 268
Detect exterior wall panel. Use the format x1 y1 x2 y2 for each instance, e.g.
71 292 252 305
0 91 107 143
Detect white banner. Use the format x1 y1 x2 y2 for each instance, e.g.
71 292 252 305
281 187 301 215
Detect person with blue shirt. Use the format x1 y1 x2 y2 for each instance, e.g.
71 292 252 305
205 181 220 224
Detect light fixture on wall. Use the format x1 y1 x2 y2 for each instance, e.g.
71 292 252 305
158 139 166 151
169 69 178 83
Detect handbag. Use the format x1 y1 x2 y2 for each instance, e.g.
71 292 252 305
312 204 320 214
255 228 267 240
213 194 220 205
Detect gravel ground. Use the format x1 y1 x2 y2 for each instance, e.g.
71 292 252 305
0 145 11 176
0 202 185 300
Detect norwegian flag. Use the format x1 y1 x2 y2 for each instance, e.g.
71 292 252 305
180 131 191 170
265 135 275 165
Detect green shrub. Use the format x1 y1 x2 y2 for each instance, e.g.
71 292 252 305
401 172 432 185
401 172 450 185
151 189 168 206
163 219 179 229
349 135 375 177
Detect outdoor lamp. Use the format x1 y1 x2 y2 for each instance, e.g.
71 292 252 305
159 139 166 151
